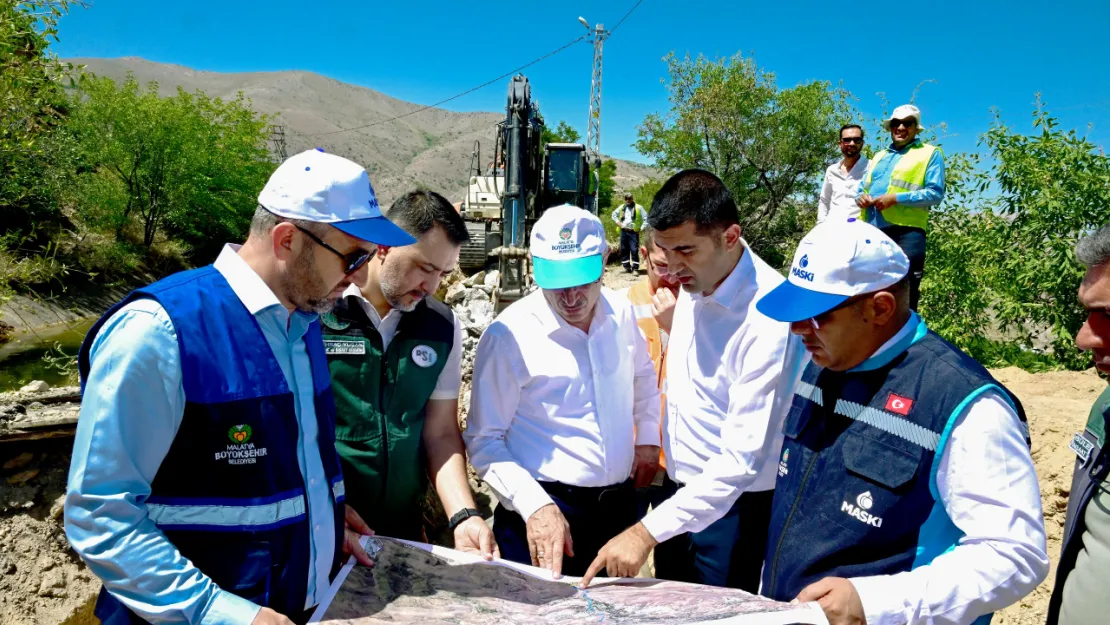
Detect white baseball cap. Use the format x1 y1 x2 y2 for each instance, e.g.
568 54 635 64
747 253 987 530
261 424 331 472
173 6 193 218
756 218 909 322
258 148 416 247
530 204 607 289
882 104 925 131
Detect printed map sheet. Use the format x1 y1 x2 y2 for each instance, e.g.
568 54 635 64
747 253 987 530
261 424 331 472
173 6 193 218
309 536 828 625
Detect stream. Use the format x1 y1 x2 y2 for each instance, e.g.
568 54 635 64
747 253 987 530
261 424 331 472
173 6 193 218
0 318 94 392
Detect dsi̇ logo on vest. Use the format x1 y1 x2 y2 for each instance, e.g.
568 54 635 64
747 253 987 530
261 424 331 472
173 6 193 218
412 345 438 368
791 254 815 282
841 490 883 528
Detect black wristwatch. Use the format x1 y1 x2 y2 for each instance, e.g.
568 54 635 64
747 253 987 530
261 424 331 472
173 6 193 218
447 508 484 530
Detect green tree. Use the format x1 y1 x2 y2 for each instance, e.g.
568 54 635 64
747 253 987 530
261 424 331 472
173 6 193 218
984 101 1110 368
636 52 855 268
1 1 83 237
597 159 617 211
541 120 581 145
68 75 274 258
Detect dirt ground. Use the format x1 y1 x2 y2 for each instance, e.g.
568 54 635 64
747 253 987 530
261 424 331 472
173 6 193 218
0 270 1103 624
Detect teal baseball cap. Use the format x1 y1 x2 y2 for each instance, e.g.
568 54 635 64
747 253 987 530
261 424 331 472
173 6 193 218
530 204 607 289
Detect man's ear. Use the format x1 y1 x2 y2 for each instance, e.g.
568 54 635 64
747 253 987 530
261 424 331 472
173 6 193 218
272 222 298 262
602 249 610 266
376 245 391 260
869 291 899 326
722 223 743 250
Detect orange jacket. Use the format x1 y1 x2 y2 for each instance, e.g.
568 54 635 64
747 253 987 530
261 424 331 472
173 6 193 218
626 278 667 468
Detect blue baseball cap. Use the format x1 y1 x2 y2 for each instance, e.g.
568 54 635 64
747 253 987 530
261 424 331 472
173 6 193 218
756 218 909 322
258 148 416 247
530 204 607 289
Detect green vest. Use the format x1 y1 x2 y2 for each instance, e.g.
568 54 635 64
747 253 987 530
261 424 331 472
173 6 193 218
321 294 455 539
863 142 938 229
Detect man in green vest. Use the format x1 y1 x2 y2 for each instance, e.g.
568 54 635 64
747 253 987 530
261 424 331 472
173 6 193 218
321 189 499 560
856 104 945 310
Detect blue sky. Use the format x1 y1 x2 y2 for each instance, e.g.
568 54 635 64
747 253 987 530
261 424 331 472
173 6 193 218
55 0 1110 163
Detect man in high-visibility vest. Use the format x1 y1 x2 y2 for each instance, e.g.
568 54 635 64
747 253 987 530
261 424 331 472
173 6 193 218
619 225 681 519
856 104 945 310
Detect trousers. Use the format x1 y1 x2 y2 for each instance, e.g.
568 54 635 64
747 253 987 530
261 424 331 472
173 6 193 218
652 475 774 591
881 225 926 310
620 230 641 270
493 479 637 577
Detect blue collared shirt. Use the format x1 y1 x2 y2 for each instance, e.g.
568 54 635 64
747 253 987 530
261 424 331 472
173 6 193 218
65 244 336 624
856 139 946 228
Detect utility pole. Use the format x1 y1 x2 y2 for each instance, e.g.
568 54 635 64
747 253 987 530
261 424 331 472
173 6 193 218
579 17 609 209
269 125 287 162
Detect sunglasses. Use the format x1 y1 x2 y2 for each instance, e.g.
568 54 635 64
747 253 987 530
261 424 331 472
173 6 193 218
294 224 373 275
809 293 868 328
840 137 864 144
889 118 917 130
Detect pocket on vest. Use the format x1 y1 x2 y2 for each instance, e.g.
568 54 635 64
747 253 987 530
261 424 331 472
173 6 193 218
823 432 922 537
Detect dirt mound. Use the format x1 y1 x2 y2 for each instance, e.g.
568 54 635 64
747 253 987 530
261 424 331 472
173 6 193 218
0 439 98 625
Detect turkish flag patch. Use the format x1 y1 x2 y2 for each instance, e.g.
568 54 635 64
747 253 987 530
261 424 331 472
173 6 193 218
885 393 914 416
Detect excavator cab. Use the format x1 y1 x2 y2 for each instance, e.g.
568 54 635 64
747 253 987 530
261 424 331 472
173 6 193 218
542 143 593 213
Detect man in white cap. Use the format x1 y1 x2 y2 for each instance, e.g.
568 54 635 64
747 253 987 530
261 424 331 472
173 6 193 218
753 218 1047 625
856 104 945 310
464 204 661 579
65 148 416 625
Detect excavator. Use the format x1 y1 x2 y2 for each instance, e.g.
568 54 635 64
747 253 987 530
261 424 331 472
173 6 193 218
457 75 598 310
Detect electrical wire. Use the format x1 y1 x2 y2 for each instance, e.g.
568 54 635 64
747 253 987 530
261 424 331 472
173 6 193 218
608 0 643 34
313 36 586 137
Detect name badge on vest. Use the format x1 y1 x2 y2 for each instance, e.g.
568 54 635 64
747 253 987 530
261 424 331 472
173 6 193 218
412 345 437 368
1070 432 1095 464
325 339 366 356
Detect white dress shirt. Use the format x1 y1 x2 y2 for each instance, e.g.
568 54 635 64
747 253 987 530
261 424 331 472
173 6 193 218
817 156 868 224
464 288 661 520
341 284 463 399
641 246 804 543
845 316 1049 625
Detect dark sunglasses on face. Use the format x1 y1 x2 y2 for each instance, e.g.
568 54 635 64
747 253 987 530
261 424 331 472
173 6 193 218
294 224 373 275
889 118 917 130
840 137 864 144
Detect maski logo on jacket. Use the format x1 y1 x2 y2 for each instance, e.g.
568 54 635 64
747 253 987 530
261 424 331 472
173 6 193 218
791 255 815 282
841 490 883 527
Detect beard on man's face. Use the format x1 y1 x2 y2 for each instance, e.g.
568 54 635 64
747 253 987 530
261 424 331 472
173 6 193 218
283 245 344 314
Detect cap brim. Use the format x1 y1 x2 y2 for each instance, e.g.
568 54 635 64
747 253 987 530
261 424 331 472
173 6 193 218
756 280 850 323
333 217 416 247
533 255 603 289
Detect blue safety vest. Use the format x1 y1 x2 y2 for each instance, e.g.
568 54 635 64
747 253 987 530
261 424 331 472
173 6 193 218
77 265 346 623
762 324 1028 625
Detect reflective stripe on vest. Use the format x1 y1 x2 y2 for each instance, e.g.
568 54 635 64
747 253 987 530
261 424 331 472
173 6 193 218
332 478 345 502
147 493 307 531
794 384 941 451
632 303 653 319
863 143 937 229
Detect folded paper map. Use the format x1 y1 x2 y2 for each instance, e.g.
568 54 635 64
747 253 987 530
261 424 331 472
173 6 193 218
309 536 828 625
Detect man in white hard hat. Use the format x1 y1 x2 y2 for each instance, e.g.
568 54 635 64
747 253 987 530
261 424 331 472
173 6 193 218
465 204 661 579
66 148 417 625
754 217 1047 625
856 104 945 310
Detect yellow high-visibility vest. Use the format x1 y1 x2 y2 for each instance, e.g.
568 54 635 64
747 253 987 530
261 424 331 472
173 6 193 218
863 143 939 229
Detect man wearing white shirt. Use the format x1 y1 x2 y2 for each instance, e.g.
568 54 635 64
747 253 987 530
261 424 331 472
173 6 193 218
465 204 661 579
817 125 869 224
584 169 801 591
752 218 1047 625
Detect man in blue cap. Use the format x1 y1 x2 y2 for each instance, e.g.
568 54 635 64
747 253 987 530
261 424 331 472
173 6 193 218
65 149 416 625
465 204 661 579
753 218 1047 625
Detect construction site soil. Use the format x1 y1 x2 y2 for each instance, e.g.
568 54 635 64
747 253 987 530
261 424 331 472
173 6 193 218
0 265 1100 624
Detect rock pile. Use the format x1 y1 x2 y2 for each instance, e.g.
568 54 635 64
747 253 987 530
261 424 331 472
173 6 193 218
440 269 501 384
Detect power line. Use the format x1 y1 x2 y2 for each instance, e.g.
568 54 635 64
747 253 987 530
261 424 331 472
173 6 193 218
313 36 587 137
609 0 644 34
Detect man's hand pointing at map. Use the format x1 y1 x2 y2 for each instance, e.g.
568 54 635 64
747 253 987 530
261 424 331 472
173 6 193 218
580 522 657 587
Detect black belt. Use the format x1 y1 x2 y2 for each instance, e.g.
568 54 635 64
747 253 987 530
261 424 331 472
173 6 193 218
537 479 635 507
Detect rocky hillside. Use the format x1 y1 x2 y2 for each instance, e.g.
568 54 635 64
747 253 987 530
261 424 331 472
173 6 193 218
67 57 660 205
